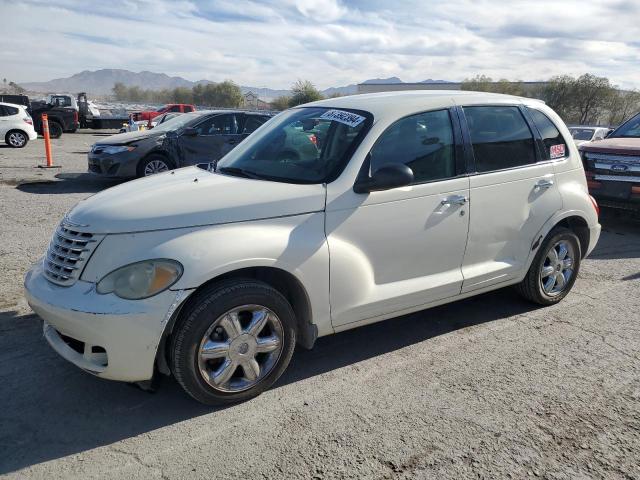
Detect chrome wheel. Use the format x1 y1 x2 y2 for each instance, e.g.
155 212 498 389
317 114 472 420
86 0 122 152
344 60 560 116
197 305 284 393
540 240 575 296
8 132 26 147
143 159 169 176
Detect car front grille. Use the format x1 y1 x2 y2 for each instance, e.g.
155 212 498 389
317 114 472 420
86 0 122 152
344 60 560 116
43 222 104 286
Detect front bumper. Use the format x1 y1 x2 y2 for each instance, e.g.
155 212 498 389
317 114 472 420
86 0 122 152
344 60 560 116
87 150 140 178
24 262 188 382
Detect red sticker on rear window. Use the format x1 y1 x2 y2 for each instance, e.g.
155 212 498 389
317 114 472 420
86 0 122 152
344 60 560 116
550 144 565 159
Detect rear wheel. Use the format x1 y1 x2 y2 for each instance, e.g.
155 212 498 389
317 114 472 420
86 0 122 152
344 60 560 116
137 154 174 177
48 121 63 139
5 130 28 148
516 227 581 305
171 280 297 405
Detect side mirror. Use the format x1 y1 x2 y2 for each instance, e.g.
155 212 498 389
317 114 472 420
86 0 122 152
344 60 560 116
353 163 414 193
182 126 198 136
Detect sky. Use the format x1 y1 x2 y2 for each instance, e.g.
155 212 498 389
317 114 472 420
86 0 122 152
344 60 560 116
1 0 639 89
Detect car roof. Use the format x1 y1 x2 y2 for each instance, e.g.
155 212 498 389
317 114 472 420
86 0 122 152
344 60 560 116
304 90 543 121
196 109 273 116
0 101 26 109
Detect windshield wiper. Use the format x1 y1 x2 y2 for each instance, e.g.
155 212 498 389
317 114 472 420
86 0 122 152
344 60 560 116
217 166 264 180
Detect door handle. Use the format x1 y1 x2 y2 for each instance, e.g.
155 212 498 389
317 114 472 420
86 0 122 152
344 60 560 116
535 179 554 190
441 195 468 206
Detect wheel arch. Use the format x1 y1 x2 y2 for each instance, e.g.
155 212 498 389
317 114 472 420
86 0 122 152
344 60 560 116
156 266 317 376
5 129 29 145
554 215 590 258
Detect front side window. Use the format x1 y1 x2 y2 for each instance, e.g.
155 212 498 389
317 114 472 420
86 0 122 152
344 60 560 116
527 107 568 160
183 105 194 113
463 106 536 172
216 107 372 183
370 109 456 183
195 114 237 135
169 105 181 112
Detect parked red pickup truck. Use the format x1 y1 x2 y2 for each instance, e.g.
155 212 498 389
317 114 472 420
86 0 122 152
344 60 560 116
580 112 640 211
131 104 196 123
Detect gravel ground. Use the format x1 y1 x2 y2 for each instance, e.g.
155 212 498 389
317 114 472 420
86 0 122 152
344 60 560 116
1 133 639 479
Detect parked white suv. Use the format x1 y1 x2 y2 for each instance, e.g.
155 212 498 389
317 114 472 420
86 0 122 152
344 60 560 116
25 91 600 404
0 102 37 148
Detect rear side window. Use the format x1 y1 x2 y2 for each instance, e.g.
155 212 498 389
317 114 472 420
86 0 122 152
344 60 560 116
463 106 536 172
527 107 568 160
183 105 194 113
3 105 18 116
243 116 268 134
370 109 457 183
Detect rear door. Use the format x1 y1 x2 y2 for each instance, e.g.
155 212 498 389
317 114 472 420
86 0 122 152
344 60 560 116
458 104 564 292
0 106 8 136
178 113 239 165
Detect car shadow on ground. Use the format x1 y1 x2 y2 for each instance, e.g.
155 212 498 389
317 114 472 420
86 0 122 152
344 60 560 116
15 173 122 195
0 288 539 474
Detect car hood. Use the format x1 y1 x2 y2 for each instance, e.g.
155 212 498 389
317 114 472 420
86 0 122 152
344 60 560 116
66 166 326 234
579 137 640 155
95 129 164 145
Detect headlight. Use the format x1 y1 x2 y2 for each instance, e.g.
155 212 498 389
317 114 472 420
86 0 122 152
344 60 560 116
96 259 183 300
102 145 136 154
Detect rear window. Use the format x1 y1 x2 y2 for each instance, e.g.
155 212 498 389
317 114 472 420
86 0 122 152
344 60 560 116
527 108 568 160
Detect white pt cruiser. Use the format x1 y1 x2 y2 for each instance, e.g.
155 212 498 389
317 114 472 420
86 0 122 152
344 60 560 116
25 91 601 404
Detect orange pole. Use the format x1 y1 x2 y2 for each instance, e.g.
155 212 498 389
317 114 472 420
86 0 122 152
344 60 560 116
42 113 53 167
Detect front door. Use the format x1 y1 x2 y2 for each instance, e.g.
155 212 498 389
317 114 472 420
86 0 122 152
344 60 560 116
327 108 471 327
178 113 241 166
458 105 564 292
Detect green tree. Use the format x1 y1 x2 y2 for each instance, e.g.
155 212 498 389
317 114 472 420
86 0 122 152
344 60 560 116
112 82 128 101
461 75 525 96
289 79 323 107
271 95 291 111
606 90 640 126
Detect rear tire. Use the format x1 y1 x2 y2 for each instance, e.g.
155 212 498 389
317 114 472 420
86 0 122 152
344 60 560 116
48 122 63 139
171 279 297 405
136 154 175 177
5 130 28 148
516 227 581 305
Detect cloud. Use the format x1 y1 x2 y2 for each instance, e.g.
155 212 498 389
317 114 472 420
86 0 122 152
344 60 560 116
0 0 638 89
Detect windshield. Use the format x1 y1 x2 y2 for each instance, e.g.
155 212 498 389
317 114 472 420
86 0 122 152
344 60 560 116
609 113 640 138
216 107 372 184
569 128 595 140
152 112 201 132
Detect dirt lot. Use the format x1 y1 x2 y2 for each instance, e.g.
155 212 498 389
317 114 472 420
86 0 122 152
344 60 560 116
1 132 639 479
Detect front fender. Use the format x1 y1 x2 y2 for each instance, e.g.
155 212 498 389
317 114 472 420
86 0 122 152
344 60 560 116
80 212 332 336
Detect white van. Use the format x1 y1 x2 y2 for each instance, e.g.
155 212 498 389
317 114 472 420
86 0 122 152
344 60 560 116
25 91 600 404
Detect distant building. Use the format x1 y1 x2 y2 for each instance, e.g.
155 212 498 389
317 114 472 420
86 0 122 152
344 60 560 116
243 91 271 110
357 81 550 95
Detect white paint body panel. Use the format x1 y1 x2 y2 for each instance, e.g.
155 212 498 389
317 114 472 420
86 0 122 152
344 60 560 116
0 102 37 142
24 91 601 383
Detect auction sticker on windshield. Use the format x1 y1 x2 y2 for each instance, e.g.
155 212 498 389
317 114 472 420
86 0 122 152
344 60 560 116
319 110 366 128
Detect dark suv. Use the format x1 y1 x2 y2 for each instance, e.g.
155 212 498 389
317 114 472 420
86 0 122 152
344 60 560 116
88 110 273 178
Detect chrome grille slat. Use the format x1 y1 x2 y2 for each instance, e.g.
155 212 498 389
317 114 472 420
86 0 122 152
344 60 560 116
43 221 103 286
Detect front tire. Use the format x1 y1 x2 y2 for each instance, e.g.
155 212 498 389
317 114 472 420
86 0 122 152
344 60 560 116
5 130 28 148
516 227 581 305
171 280 297 405
137 154 174 177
